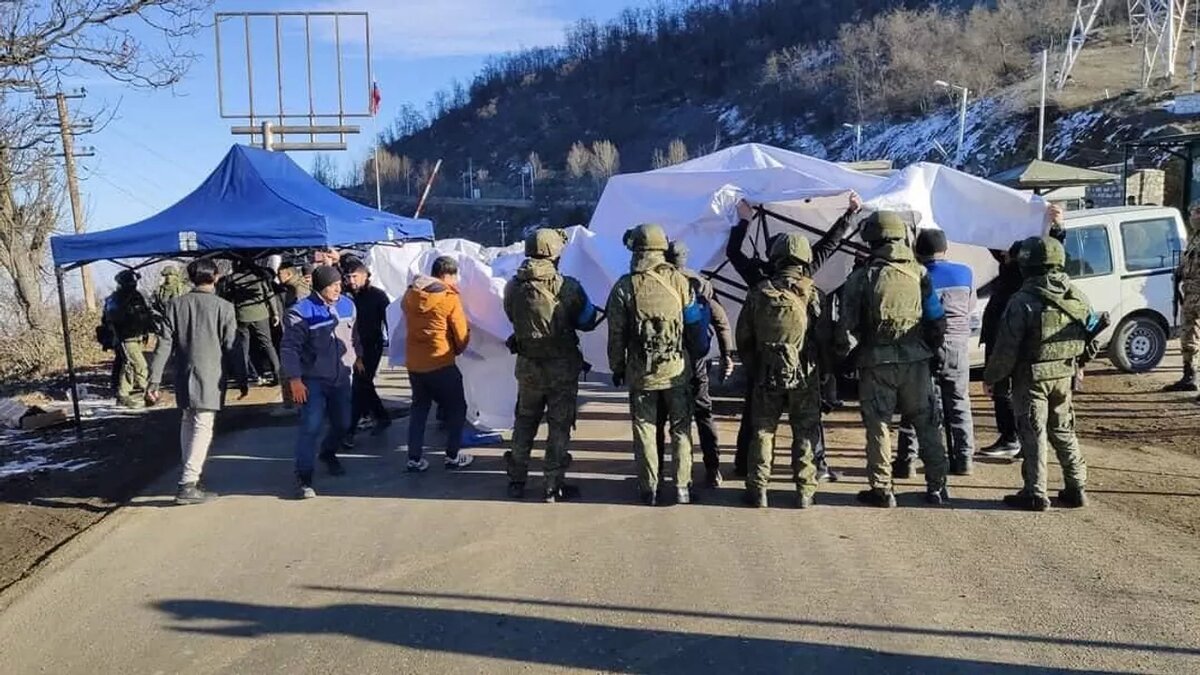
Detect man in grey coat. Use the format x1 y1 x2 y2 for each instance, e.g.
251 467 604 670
147 259 238 505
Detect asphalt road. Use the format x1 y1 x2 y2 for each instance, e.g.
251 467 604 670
1 374 1199 674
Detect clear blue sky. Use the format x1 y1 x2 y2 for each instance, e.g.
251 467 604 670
78 0 659 237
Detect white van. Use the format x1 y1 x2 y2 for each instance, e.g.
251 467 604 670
972 205 1186 373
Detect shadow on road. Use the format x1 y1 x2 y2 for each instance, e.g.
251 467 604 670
152 597 1142 673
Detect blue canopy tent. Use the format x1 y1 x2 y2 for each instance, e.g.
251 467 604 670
49 144 434 427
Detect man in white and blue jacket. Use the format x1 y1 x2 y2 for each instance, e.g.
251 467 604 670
895 229 978 478
280 265 362 499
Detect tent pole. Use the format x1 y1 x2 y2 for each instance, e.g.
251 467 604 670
56 267 83 434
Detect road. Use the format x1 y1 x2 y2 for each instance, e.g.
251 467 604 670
1 372 1199 674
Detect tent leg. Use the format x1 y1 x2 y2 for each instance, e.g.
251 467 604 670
56 267 83 434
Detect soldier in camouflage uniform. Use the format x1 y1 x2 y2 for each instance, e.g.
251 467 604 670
737 233 830 509
503 228 602 502
984 237 1095 511
836 211 950 508
607 223 703 506
153 266 190 316
103 270 157 409
1165 204 1200 392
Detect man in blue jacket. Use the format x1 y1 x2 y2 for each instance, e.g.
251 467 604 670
894 229 977 478
280 265 363 499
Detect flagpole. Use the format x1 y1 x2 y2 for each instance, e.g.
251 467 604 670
373 116 382 211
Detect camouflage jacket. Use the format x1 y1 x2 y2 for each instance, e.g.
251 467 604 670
736 266 830 388
606 250 695 391
984 271 1095 384
1177 235 1200 297
503 257 599 384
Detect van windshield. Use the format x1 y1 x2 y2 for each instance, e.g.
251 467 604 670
1120 217 1182 272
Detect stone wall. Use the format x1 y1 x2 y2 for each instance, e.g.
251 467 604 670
1086 168 1165 208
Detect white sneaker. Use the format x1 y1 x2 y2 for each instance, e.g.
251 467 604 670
444 452 474 469
406 458 429 473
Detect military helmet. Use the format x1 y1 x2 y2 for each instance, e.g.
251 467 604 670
161 265 180 277
861 211 908 243
666 240 689 266
115 269 139 287
1017 236 1066 270
525 228 567 260
623 223 669 252
768 232 813 266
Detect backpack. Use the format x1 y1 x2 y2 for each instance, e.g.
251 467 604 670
752 276 814 390
865 261 924 347
630 266 688 377
107 290 156 339
509 273 578 358
682 277 713 360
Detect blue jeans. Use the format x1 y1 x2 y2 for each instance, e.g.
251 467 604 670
408 365 466 462
295 379 352 478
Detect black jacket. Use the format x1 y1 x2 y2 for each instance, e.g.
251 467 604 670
725 210 856 287
980 261 1023 347
352 284 391 353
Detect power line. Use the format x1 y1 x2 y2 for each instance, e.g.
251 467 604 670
92 173 161 211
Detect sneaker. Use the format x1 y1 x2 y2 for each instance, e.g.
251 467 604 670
816 464 840 483
891 460 913 480
977 438 1020 458
704 468 723 489
950 456 973 476
444 452 475 469
1057 487 1089 508
925 487 950 505
406 458 430 473
1002 492 1050 511
796 493 815 509
742 489 768 508
507 482 526 500
175 482 216 505
294 478 317 500
321 456 346 476
856 488 897 508
676 487 692 505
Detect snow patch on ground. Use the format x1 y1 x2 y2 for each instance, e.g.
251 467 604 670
0 456 98 478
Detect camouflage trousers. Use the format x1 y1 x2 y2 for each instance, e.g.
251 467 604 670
116 338 148 402
1181 300 1200 369
1012 374 1088 498
506 358 581 492
859 361 948 492
630 386 693 494
746 381 821 497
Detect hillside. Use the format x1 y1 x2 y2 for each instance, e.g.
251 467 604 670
367 0 1194 243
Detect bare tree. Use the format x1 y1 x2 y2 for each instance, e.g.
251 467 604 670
527 151 544 181
398 154 413 195
667 138 689 166
588 140 620 184
566 142 592 179
0 0 212 332
311 154 338 188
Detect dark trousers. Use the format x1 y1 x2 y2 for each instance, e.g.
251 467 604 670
351 344 388 433
407 365 467 462
736 375 829 473
986 343 1018 442
295 379 352 480
655 360 719 473
236 319 280 386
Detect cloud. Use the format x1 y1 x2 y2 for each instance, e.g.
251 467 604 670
316 0 568 59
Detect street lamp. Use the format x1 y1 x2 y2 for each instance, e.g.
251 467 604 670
934 80 969 168
842 122 863 161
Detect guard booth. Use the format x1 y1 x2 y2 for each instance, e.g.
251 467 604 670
1124 132 1200 213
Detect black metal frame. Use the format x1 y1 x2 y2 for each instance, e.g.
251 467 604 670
52 238 429 432
1123 133 1200 211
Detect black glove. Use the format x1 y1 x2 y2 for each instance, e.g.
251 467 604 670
611 373 624 388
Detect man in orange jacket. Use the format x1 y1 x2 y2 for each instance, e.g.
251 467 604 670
402 256 474 472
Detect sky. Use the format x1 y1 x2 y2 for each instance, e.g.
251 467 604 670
75 0 661 239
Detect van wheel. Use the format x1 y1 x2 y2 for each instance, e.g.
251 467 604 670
1108 316 1167 373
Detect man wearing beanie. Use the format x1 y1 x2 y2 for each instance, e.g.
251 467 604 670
280 264 362 498
894 228 977 478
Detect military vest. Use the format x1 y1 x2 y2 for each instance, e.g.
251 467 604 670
629 265 687 382
751 274 814 390
1024 288 1090 381
509 272 579 359
107 289 156 339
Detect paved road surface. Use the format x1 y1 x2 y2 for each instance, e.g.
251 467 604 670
2 375 1199 674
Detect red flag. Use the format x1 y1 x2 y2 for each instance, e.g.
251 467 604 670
370 81 381 116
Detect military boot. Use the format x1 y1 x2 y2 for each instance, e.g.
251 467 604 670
639 489 658 507
704 468 723 488
1002 492 1050 511
1164 364 1198 392
856 488 896 508
1057 487 1089 508
545 484 581 503
507 481 525 500
925 487 950 505
676 487 692 505
742 488 768 508
795 492 815 509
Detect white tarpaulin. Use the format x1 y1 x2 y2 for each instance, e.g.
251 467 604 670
371 143 1050 430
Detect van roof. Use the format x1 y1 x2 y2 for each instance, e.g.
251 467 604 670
1065 205 1177 220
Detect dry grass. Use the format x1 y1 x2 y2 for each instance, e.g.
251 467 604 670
0 306 107 390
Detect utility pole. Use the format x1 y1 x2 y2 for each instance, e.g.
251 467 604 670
842 123 863 161
498 219 507 246
1038 49 1048 160
40 90 96 311
934 80 969 168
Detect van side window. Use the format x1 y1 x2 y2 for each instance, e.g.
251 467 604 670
1120 217 1182 272
1063 226 1112 278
